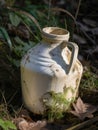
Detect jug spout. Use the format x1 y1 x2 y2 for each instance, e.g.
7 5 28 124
42 27 70 44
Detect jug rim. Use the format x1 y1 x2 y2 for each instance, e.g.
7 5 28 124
41 27 70 41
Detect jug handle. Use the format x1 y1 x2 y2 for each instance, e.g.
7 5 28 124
65 42 78 74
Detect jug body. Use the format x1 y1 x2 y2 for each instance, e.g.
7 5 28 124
21 27 83 114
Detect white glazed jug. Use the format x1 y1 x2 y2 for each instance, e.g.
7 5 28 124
21 27 83 114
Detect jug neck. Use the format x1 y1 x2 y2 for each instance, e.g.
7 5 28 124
41 27 70 45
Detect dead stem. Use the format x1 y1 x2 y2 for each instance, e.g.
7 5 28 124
72 0 82 37
51 7 75 23
75 0 82 20
47 0 52 21
66 116 98 130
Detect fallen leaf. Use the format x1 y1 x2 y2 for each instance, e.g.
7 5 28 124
19 119 28 130
70 97 98 120
13 117 47 130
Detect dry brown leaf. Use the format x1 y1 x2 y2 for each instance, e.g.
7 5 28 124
19 119 28 130
70 97 98 120
13 117 47 130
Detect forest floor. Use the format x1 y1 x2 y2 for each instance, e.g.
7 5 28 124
0 0 98 130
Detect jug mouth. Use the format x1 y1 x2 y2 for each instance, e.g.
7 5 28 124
42 27 70 42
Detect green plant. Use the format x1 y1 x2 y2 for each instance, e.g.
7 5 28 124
42 91 73 121
0 3 42 93
0 27 12 50
0 119 16 130
80 69 98 90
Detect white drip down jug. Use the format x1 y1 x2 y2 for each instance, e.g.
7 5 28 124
21 27 83 114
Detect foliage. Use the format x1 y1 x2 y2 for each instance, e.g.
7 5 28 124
0 118 16 130
9 12 21 27
42 91 73 121
0 1 43 121
80 68 98 90
0 27 12 50
0 1 43 102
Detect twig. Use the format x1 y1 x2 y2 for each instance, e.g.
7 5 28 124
66 116 98 130
0 90 10 119
72 0 82 36
8 90 18 104
75 0 82 20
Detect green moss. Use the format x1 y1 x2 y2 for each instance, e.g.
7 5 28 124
42 91 74 121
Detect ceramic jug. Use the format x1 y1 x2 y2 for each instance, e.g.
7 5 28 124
21 27 83 114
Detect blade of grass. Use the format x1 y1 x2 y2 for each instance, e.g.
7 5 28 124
0 27 12 51
20 18 40 42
